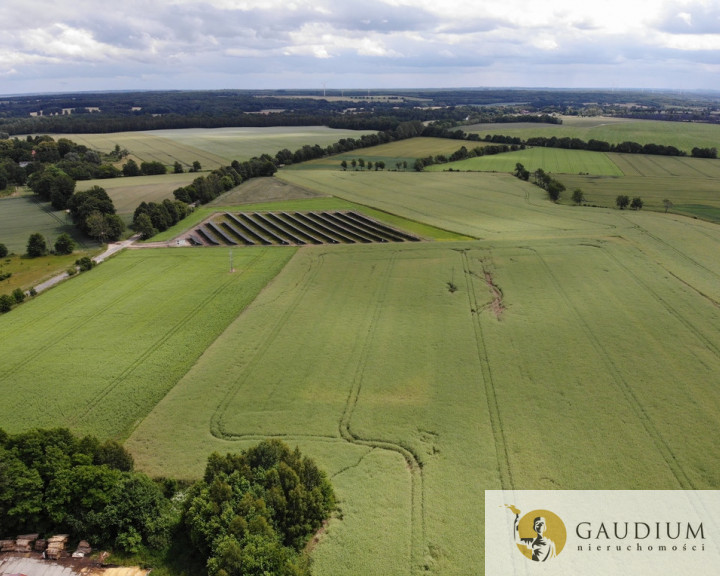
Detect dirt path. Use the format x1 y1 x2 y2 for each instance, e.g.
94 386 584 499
33 235 142 295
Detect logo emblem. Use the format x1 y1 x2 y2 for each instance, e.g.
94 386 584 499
506 505 567 562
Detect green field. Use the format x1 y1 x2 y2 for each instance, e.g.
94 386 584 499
467 115 720 153
0 192 97 253
426 147 624 176
287 137 466 171
76 173 199 216
4 128 720 575
61 126 374 170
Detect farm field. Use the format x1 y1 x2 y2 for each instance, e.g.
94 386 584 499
4 126 720 576
0 192 97 253
76 173 199 216
466 115 720 152
425 146 624 176
287 137 466 171
0 247 295 438
62 126 374 170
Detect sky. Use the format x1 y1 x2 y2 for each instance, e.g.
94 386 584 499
2 0 720 95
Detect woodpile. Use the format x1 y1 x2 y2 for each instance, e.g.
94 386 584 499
45 534 69 559
0 539 15 552
72 540 92 557
15 534 39 552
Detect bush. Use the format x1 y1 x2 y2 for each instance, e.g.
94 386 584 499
75 256 95 271
54 233 76 255
0 243 7 258
12 288 25 304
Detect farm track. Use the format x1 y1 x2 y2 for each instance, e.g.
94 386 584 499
459 249 515 491
69 251 267 428
527 246 695 490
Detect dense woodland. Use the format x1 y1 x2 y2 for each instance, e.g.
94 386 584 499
0 430 334 576
2 88 720 136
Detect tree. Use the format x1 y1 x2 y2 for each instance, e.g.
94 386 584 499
173 161 184 174
663 198 673 213
572 188 585 205
122 159 141 177
134 212 157 240
616 195 630 210
192 160 202 172
340 160 347 171
630 197 644 210
54 233 75 255
0 243 7 258
26 233 48 258
0 294 13 313
183 440 335 576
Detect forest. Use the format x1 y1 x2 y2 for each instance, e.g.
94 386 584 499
3 88 720 136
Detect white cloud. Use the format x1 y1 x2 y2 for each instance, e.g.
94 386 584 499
0 0 719 93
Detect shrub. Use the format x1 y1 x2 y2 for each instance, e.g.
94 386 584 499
0 243 7 258
75 256 95 272
12 288 25 304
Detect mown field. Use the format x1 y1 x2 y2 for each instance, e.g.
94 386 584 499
3 126 720 575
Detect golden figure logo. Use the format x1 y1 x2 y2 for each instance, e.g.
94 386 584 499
505 505 567 562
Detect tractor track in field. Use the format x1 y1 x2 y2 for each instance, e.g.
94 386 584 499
336 250 427 575
459 249 515 491
208 250 322 438
209 249 427 576
69 250 269 428
526 246 696 490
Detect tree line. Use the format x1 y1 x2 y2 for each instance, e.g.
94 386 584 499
0 429 334 576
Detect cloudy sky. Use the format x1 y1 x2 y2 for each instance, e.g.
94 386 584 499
2 0 720 95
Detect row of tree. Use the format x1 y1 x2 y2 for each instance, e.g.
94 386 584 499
414 143 516 171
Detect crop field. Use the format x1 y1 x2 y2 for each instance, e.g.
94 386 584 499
76 173 199 215
466 115 720 152
425 146 624 176
4 130 720 575
63 126 374 170
0 247 295 438
0 193 95 253
287 137 467 171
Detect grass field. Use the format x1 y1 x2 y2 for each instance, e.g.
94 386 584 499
0 247 295 438
4 127 720 575
76 173 199 215
466 115 720 153
286 137 466 171
0 192 98 253
61 126 374 170
425 147 624 176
